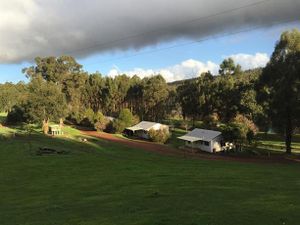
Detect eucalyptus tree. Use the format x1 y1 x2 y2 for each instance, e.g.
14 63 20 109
22 56 88 122
177 79 199 123
142 75 169 121
258 29 300 154
23 75 67 124
219 58 242 76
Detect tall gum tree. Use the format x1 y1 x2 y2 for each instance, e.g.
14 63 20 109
259 29 300 154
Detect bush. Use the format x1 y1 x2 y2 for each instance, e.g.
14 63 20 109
202 113 220 129
80 108 95 127
112 119 127 134
105 121 115 133
148 128 170 144
233 114 258 144
221 115 259 151
93 112 109 131
233 114 258 134
6 105 26 124
80 109 110 129
113 108 138 133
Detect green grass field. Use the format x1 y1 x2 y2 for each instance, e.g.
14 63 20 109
1 123 300 225
255 133 300 153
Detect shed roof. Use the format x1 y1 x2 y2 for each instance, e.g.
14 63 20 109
177 136 202 142
126 121 161 132
178 128 221 142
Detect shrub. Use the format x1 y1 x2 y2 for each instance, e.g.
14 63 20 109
233 114 258 144
203 113 220 129
93 112 109 131
80 109 109 128
6 105 26 124
105 121 115 133
80 108 95 127
148 128 170 144
221 115 259 151
233 114 258 135
113 108 138 133
112 119 126 134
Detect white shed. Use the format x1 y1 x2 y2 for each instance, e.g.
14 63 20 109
178 128 223 153
125 121 169 139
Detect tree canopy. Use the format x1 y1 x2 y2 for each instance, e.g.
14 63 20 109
258 29 300 153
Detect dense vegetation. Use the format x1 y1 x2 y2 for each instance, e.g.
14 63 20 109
0 30 299 152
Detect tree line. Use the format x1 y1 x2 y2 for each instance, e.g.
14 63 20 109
0 29 299 153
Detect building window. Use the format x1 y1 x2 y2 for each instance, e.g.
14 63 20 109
204 141 210 146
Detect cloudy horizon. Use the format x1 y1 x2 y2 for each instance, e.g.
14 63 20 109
107 52 270 82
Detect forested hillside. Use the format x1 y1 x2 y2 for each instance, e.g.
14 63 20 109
0 29 299 153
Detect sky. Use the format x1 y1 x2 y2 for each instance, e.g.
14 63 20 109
0 0 300 83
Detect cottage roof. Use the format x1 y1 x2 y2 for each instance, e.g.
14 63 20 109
126 121 161 132
178 128 221 142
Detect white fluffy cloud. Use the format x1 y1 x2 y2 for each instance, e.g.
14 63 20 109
0 0 299 63
108 53 270 82
108 59 219 82
228 53 270 70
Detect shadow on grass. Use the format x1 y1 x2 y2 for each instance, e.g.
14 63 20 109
0 115 6 124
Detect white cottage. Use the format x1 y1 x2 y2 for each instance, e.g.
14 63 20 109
178 128 223 153
125 121 169 139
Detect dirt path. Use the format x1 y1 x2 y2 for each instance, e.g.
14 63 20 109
82 130 298 164
83 130 184 157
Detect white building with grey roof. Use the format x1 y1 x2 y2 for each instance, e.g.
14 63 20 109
125 121 169 139
178 128 223 153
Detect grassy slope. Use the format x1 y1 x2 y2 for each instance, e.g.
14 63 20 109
256 133 300 153
0 112 15 137
0 126 300 225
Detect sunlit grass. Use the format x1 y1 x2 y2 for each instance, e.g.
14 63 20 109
1 111 300 225
1 125 300 225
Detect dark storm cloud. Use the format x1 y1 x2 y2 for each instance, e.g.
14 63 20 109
0 0 299 63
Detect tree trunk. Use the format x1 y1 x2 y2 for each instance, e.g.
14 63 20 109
42 119 49 135
285 113 292 154
59 118 64 128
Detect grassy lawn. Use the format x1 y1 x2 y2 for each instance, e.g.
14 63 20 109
0 112 15 138
0 123 300 225
256 133 300 153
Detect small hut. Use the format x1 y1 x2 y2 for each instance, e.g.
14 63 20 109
125 121 169 140
178 129 223 153
49 125 63 136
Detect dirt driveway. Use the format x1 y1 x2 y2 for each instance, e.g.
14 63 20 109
83 130 184 157
82 130 298 164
